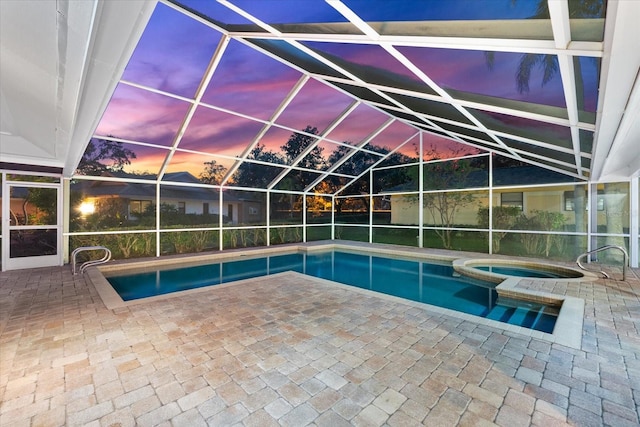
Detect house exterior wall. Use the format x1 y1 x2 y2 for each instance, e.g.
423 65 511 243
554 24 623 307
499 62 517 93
163 199 219 215
390 194 489 226
390 186 630 230
237 201 263 224
390 197 415 225
122 198 223 217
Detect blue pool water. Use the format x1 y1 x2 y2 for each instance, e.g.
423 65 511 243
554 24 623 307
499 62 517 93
106 251 558 333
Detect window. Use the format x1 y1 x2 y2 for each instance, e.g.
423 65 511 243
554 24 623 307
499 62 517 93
501 192 523 210
564 191 578 211
129 200 151 215
203 203 209 214
249 206 258 215
564 191 605 211
178 202 186 215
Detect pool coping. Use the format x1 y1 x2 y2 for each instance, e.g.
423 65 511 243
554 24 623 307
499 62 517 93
452 257 599 285
88 242 587 349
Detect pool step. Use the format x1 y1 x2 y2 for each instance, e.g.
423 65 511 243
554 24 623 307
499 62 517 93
485 305 514 323
509 307 539 328
486 301 545 329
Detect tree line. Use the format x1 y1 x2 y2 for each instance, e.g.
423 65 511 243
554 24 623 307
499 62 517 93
82 125 419 198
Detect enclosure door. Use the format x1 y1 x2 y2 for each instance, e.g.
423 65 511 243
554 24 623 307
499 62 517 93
2 180 62 271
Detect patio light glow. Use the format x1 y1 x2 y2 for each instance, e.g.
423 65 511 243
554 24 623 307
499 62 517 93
79 201 95 216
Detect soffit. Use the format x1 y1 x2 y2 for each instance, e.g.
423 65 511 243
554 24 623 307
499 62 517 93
0 0 156 175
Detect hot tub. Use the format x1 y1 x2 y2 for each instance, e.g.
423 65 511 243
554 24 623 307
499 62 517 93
452 258 596 284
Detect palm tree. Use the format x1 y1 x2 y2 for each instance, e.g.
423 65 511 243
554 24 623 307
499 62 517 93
487 0 604 109
487 0 605 257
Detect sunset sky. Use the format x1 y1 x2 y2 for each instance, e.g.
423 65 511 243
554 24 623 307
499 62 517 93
91 0 600 181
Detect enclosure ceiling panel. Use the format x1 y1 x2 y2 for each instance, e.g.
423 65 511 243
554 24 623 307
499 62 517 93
2 1 637 184
80 0 634 188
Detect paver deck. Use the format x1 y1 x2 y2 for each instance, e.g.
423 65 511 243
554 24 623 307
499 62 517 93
0 250 639 426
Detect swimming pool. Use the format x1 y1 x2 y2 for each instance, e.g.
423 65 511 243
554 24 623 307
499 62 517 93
105 250 558 333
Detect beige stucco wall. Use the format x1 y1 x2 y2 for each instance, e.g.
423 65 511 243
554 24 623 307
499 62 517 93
390 185 630 230
390 194 489 226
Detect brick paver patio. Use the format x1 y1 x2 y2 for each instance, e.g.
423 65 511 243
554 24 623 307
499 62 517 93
0 253 639 426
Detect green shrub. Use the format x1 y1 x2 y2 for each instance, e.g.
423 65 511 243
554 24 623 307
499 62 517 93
477 206 521 253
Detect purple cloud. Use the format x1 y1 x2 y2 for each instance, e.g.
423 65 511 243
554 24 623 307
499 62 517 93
95 84 192 146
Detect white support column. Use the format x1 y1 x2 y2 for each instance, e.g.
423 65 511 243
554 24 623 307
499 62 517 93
1 172 4 271
62 178 71 264
156 181 161 257
588 183 598 261
630 176 639 268
331 195 336 240
266 191 271 247
302 194 307 243
219 189 224 250
369 169 373 244
418 133 424 248
488 154 493 255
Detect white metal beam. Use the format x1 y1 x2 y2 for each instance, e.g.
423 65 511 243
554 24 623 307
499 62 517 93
324 1 522 160
303 118 394 192
591 0 640 180
220 75 310 186
157 35 230 180
548 0 583 177
230 30 602 57
266 100 360 190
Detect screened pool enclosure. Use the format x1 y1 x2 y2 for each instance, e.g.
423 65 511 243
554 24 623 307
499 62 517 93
1 0 639 270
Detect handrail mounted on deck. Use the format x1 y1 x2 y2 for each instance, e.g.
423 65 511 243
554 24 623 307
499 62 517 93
72 246 112 275
576 245 628 281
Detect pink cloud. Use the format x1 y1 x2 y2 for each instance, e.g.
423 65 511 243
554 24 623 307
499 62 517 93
202 40 302 120
367 120 418 154
398 47 567 108
121 3 223 98
165 151 236 177
178 107 265 157
326 103 391 145
276 79 355 132
95 84 191 146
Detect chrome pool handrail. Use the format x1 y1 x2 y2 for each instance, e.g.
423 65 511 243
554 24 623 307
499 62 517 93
576 245 628 281
72 246 112 275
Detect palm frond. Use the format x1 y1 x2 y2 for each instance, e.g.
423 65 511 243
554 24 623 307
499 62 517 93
484 51 495 71
541 55 559 87
516 54 542 93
